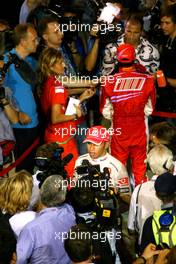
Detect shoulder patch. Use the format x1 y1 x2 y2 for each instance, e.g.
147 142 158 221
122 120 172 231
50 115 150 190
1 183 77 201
55 86 64 93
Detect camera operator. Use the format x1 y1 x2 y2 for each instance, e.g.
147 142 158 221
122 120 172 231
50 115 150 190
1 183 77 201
69 185 122 264
85 1 124 76
74 125 129 194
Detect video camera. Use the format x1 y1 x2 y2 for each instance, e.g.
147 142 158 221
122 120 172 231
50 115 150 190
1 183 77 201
0 29 14 55
76 159 111 191
0 52 37 85
0 53 21 81
93 2 123 45
74 159 121 231
35 144 73 188
0 53 22 107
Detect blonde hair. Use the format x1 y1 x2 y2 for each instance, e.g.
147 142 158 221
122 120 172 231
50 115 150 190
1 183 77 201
37 47 63 96
0 170 33 215
147 144 174 175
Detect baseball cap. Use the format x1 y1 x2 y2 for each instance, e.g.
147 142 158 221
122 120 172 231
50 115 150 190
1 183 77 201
154 172 176 195
83 126 110 145
117 43 135 64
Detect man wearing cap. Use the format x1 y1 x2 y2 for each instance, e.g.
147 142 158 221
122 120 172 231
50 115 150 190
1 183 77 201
100 43 156 186
140 172 176 252
74 125 129 192
128 145 174 247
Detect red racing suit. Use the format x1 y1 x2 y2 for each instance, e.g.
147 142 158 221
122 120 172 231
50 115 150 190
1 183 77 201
100 69 156 186
40 75 78 177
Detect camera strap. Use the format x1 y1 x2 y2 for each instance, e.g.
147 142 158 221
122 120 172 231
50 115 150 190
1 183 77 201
7 53 37 85
15 60 37 85
134 184 142 233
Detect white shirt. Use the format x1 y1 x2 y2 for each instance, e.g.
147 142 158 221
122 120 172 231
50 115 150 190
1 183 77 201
173 161 176 176
9 211 36 237
101 35 160 76
19 0 29 24
128 175 162 243
74 153 129 192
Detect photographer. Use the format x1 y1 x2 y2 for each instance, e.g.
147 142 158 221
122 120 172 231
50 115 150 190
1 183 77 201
85 1 124 76
3 23 39 173
69 186 122 264
74 125 129 194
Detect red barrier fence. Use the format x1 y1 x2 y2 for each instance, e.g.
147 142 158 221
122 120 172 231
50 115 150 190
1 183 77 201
0 137 40 177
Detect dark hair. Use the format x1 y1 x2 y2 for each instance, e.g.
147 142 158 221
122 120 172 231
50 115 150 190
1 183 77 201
63 5 83 19
64 224 92 262
0 19 9 30
156 192 175 204
150 122 176 156
0 212 16 263
13 23 35 46
161 5 176 24
38 16 58 37
125 13 144 30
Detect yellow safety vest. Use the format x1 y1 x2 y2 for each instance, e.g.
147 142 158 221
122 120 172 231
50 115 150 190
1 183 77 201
152 210 176 248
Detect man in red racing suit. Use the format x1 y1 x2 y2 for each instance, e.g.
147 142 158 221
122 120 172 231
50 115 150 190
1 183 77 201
100 44 156 186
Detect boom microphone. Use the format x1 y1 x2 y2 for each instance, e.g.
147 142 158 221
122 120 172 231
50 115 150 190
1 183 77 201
103 167 110 180
82 159 101 177
82 159 91 166
62 153 73 166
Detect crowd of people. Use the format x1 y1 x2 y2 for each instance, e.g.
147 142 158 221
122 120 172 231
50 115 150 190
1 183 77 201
0 0 176 263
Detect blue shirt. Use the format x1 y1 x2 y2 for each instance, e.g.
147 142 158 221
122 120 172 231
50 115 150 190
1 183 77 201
4 48 38 128
16 204 76 264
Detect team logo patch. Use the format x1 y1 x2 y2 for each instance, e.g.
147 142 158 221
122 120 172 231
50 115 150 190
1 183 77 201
114 77 145 91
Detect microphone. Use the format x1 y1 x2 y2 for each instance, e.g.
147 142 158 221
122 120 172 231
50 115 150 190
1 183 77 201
82 159 101 177
61 153 73 166
103 167 110 180
82 159 91 166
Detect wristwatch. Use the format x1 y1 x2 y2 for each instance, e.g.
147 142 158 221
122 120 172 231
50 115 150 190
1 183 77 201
138 256 146 264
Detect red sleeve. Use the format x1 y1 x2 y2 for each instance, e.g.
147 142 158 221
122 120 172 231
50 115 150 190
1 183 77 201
100 85 108 114
99 77 112 114
50 79 67 106
41 76 68 116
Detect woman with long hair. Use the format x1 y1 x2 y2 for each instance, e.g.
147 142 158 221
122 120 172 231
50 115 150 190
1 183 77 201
38 47 95 177
0 170 36 263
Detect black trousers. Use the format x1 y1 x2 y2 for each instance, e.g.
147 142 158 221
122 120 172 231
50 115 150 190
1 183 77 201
13 126 38 174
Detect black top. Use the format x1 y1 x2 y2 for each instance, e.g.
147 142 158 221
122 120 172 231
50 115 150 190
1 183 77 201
156 36 176 112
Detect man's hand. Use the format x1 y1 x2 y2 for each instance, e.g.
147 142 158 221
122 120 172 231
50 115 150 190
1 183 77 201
155 249 170 264
79 88 96 102
19 112 31 125
133 243 161 264
10 253 16 264
142 243 161 260
89 23 100 38
74 104 82 118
